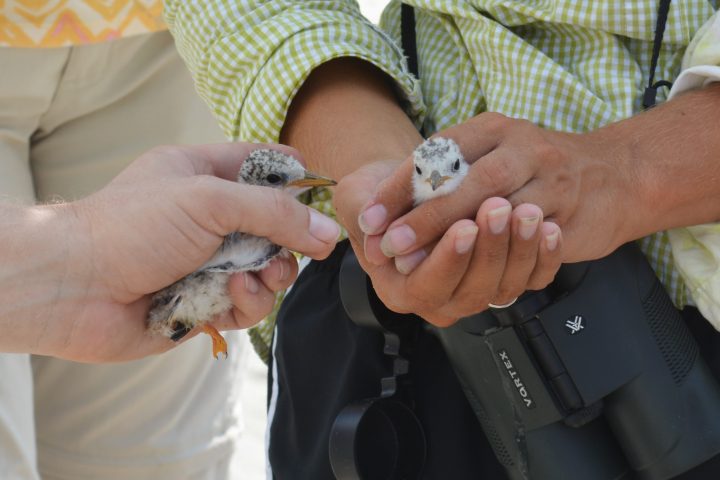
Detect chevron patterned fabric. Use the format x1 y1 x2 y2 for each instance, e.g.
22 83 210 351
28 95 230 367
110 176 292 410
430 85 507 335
0 0 165 47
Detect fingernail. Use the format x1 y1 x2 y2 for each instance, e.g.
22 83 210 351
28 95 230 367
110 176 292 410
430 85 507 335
309 209 341 244
277 260 288 281
487 205 511 234
358 204 387 234
455 225 479 254
518 215 540 240
395 249 427 275
380 225 416 257
545 230 560 251
244 273 259 294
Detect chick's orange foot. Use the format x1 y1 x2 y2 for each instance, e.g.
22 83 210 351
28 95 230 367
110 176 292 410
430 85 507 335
202 323 228 359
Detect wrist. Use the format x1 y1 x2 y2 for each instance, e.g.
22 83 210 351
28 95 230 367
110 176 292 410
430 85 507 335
580 123 649 245
590 85 720 242
0 203 94 355
281 58 422 179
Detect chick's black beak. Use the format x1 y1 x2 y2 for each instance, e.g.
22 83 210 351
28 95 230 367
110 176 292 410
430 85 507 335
428 170 449 191
286 171 337 188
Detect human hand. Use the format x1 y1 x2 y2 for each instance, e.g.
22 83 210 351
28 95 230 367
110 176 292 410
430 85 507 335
360 112 637 265
38 143 339 362
334 158 562 326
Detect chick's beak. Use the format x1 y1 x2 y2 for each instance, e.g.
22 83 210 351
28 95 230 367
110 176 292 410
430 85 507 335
428 170 450 191
286 171 337 188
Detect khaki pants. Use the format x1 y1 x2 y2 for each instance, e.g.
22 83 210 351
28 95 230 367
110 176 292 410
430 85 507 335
0 32 248 480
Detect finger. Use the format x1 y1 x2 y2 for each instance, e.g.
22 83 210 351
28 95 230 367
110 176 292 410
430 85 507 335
131 143 304 183
345 237 418 316
185 180 340 260
377 146 533 258
333 161 401 265
489 204 543 305
357 160 415 235
223 272 277 329
187 142 304 181
363 233 391 266
431 113 510 161
255 253 299 292
335 160 405 249
357 112 523 237
399 220 478 309
506 178 566 225
526 222 563 290
449 198 513 316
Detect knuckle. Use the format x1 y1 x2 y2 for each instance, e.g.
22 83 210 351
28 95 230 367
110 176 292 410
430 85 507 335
533 138 561 161
407 289 438 311
422 313 457 328
477 112 511 130
420 205 455 234
268 189 298 224
493 285 522 304
376 292 409 315
527 275 553 291
480 242 510 267
475 159 514 193
186 175 231 234
148 144 185 158
454 290 491 312
512 247 538 265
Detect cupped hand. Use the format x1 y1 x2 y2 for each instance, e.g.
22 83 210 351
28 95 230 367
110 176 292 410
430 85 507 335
47 143 339 362
359 112 636 267
334 159 562 327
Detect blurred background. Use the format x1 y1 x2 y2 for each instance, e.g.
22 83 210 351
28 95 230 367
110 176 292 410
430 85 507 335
230 2 388 478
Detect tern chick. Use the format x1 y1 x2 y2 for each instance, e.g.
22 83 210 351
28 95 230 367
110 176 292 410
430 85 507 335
147 149 336 358
412 137 469 205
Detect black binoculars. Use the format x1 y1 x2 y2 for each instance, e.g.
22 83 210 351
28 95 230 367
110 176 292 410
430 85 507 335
331 243 720 479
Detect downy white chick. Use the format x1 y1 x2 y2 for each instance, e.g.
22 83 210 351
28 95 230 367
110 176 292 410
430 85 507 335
147 149 336 358
412 137 469 205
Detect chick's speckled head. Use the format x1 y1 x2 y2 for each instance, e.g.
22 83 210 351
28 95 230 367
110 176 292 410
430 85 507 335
238 149 336 195
412 137 469 205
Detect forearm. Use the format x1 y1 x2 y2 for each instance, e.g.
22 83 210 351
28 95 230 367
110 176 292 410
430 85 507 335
280 58 423 180
165 1 420 143
592 83 720 241
0 204 90 354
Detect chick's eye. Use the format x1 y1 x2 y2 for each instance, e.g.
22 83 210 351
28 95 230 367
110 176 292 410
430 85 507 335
415 165 422 175
453 159 460 171
266 173 282 184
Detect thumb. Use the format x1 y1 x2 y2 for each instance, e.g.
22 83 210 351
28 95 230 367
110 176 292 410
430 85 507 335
187 177 340 260
356 159 415 236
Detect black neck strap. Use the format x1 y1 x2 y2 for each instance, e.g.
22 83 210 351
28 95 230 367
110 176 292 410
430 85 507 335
401 1 674 111
401 3 420 79
643 0 674 109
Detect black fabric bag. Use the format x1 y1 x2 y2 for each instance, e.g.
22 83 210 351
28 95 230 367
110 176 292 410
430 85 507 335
268 240 505 479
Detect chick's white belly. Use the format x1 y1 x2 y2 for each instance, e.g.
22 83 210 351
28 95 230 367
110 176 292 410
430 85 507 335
147 233 281 337
174 271 232 321
203 233 279 272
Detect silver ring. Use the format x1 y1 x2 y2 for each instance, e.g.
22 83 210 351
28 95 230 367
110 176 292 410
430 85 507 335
488 297 518 309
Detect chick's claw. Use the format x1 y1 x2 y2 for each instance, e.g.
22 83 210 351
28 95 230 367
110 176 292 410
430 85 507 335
202 323 228 359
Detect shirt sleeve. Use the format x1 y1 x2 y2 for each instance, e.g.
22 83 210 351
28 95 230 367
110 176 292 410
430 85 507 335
163 0 425 142
666 11 720 329
669 11 720 99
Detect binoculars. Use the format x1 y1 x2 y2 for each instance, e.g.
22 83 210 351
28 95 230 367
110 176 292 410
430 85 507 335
331 243 720 479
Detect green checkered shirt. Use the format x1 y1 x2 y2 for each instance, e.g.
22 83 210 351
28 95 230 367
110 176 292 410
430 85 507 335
164 0 718 362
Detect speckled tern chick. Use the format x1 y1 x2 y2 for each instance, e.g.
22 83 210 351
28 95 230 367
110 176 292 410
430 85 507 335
412 137 469 205
147 149 336 359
